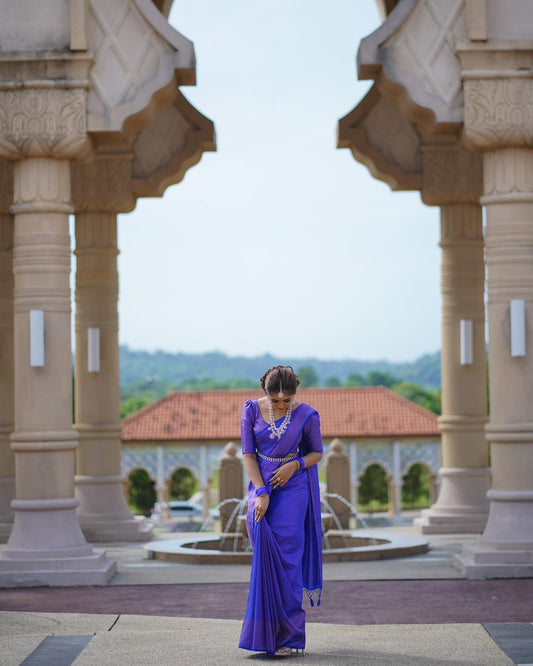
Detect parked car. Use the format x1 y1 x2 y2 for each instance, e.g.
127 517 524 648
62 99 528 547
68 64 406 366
168 500 203 518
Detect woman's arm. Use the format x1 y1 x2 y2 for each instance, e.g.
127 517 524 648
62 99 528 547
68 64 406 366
243 453 270 522
270 450 322 488
303 450 323 467
243 452 266 490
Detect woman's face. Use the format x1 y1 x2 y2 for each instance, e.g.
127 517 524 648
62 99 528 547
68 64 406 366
268 393 295 416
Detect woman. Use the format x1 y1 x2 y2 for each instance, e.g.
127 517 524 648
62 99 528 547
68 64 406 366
239 365 323 657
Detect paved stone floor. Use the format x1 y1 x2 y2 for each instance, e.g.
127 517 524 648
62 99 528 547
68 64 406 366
0 527 532 665
2 579 533 626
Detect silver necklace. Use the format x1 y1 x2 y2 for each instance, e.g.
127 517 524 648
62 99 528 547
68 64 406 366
267 400 294 440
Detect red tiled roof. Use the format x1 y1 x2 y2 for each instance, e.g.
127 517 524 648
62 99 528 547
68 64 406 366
122 387 439 442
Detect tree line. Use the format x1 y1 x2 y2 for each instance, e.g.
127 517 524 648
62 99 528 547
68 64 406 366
120 346 441 389
120 366 441 418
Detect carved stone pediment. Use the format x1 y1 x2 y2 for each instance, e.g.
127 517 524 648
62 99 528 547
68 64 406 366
72 91 215 211
71 0 215 210
87 0 195 135
338 84 482 204
132 91 215 198
338 84 422 191
358 0 466 135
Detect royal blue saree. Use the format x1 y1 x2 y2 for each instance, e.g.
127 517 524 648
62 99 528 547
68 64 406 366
239 399 323 654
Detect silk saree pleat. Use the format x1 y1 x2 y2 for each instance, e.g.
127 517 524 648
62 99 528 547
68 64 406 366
239 516 305 653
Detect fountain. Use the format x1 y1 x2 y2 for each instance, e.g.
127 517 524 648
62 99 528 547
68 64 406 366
143 493 429 564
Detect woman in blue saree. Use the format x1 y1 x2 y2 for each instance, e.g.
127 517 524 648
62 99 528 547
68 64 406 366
239 366 323 657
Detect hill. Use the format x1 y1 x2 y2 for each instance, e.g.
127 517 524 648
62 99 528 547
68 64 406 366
119 347 441 390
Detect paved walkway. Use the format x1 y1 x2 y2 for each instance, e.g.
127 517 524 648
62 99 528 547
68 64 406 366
1 527 532 665
2 612 530 665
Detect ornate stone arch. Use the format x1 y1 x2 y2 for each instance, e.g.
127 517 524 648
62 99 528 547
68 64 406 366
400 440 440 477
166 463 198 482
164 446 202 480
402 458 435 478
358 459 393 479
121 446 158 479
126 464 156 484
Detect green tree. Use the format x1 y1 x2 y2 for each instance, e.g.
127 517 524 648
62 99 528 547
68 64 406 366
169 467 198 500
366 371 398 387
402 463 430 509
392 381 441 414
121 395 155 419
345 372 365 387
358 464 389 511
325 376 342 387
297 366 318 387
128 468 156 516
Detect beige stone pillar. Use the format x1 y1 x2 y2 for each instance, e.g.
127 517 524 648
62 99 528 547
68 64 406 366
0 157 115 586
325 439 350 528
0 163 14 541
390 440 402 519
74 203 151 541
415 147 490 534
218 442 243 532
429 473 438 505
455 46 533 577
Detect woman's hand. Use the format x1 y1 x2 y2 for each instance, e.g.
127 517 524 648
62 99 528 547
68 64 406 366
269 460 299 489
254 494 269 522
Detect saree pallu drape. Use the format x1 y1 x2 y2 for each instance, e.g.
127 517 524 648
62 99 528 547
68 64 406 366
239 400 323 654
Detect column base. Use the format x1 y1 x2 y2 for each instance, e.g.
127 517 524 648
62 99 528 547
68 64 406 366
76 475 153 542
0 497 116 587
0 477 15 543
0 550 116 587
414 467 490 534
0 523 13 543
453 490 533 579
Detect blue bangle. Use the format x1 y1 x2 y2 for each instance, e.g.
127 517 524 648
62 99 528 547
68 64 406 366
296 457 305 470
256 486 268 497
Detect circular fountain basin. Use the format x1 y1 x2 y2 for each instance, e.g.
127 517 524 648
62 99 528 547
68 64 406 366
144 531 429 564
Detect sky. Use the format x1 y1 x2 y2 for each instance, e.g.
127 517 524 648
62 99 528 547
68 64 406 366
115 0 441 363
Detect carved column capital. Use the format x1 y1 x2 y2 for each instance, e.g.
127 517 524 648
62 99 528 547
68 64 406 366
0 54 91 160
0 87 89 160
463 78 533 149
459 45 533 150
71 156 135 214
421 145 483 206
0 161 13 214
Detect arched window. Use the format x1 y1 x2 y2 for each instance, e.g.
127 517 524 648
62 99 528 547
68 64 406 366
169 466 198 501
402 462 431 510
358 463 389 512
127 468 156 517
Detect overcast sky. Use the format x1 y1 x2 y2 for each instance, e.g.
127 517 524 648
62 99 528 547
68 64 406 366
114 0 441 363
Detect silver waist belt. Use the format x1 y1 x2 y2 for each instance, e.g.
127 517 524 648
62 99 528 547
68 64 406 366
256 451 297 463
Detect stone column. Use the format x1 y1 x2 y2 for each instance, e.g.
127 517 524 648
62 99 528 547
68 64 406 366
455 47 533 577
349 442 359 510
155 444 169 512
199 444 210 518
429 473 439 505
72 157 150 541
415 147 490 534
0 70 116 585
390 441 402 519
0 158 115 586
218 442 243 532
74 198 151 541
325 439 350 528
0 162 14 541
